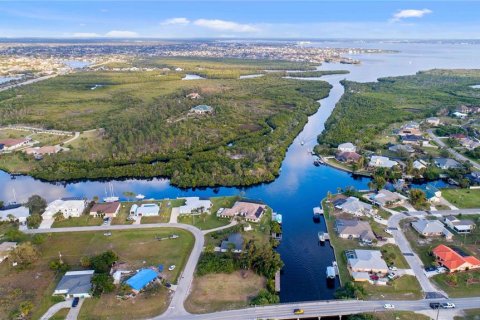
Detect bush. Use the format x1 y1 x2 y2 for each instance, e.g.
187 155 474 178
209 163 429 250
196 252 237 276
250 289 279 305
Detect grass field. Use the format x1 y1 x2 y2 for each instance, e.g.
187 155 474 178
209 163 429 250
50 308 70 320
51 215 103 228
359 275 423 300
185 270 265 314
361 311 430 320
0 228 194 319
431 269 480 298
442 189 480 209
455 308 480 320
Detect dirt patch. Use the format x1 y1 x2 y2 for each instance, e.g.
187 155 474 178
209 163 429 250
185 270 265 314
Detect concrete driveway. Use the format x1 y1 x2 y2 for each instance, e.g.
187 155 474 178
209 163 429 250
40 300 71 320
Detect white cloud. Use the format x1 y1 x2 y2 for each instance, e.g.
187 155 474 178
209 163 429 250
391 9 432 22
105 30 138 37
161 17 190 25
72 32 100 38
193 19 258 33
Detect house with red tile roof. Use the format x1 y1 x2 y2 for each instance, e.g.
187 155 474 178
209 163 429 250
432 244 480 272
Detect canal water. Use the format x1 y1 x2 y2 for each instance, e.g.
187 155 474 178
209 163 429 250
1 41 480 302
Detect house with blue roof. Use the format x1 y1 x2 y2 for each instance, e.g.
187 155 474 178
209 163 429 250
125 269 158 293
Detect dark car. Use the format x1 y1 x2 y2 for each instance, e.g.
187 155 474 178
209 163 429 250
72 297 80 308
430 302 441 309
425 266 436 272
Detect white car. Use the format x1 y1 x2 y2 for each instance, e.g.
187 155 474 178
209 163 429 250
388 266 398 271
437 267 447 274
384 229 393 235
384 304 395 309
168 265 176 271
441 302 455 309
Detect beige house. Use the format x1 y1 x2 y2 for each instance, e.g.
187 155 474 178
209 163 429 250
218 201 266 223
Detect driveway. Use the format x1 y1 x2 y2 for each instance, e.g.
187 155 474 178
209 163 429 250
40 300 71 320
66 298 84 320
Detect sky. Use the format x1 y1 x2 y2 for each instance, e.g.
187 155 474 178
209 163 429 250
0 1 479 39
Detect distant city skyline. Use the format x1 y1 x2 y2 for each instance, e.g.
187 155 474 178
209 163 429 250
0 1 479 39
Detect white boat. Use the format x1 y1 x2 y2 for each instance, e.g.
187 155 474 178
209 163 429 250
318 232 325 242
326 266 336 279
300 140 305 146
103 183 119 202
135 194 145 200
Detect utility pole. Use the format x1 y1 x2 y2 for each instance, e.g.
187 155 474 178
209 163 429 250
58 251 63 264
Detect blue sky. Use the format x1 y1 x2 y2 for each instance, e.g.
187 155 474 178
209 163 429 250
0 1 479 39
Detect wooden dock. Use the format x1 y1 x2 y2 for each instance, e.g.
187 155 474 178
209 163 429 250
275 271 281 292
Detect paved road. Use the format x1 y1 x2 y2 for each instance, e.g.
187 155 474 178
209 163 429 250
407 208 480 217
386 210 446 297
0 74 58 92
156 297 480 320
427 129 480 170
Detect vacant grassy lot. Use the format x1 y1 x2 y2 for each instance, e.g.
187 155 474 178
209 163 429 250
185 270 265 314
431 269 480 298
360 311 430 320
442 188 480 209
0 228 194 319
359 275 423 300
455 308 480 320
52 215 103 228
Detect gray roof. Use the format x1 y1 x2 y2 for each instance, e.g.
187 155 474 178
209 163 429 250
347 249 388 271
336 197 373 214
412 219 445 234
434 158 461 169
55 270 94 295
335 219 375 241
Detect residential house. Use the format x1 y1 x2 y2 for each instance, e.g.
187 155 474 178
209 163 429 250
338 142 357 153
369 189 406 207
389 144 415 154
432 244 480 272
219 233 244 253
426 117 441 126
335 197 375 217
335 219 375 243
0 138 30 151
53 270 95 298
411 219 452 239
413 159 428 170
458 137 480 151
25 145 61 156
0 205 29 225
444 216 476 234
218 201 266 223
130 203 160 217
125 269 158 293
368 156 398 169
401 134 424 145
90 202 121 218
0 242 17 263
190 105 213 114
336 151 361 163
178 197 212 215
43 198 87 220
347 249 389 274
434 158 462 170
398 122 422 136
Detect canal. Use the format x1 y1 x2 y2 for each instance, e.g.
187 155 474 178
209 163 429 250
1 41 480 302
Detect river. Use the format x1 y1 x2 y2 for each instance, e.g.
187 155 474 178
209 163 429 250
1 41 480 302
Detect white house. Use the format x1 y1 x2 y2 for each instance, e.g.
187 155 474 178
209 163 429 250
178 197 212 215
53 270 95 298
426 117 441 126
335 197 375 217
347 249 388 274
43 199 87 219
0 205 29 225
368 156 398 169
453 111 467 119
0 138 31 151
444 216 476 234
130 203 160 217
413 159 428 170
337 142 357 153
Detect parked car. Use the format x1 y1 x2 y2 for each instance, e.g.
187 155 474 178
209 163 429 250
72 297 80 308
425 266 436 272
384 304 395 309
441 302 456 309
429 302 441 309
168 265 176 271
437 267 447 273
389 266 398 271
384 228 393 235
293 309 304 315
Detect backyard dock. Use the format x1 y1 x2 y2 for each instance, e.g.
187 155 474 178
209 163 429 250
275 271 281 292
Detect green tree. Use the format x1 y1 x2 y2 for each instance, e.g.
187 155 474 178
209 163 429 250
409 189 428 210
26 195 47 215
90 250 118 273
26 213 42 229
91 274 115 296
251 289 280 305
53 211 65 222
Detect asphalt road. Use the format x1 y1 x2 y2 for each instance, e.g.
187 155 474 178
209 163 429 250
427 129 480 170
